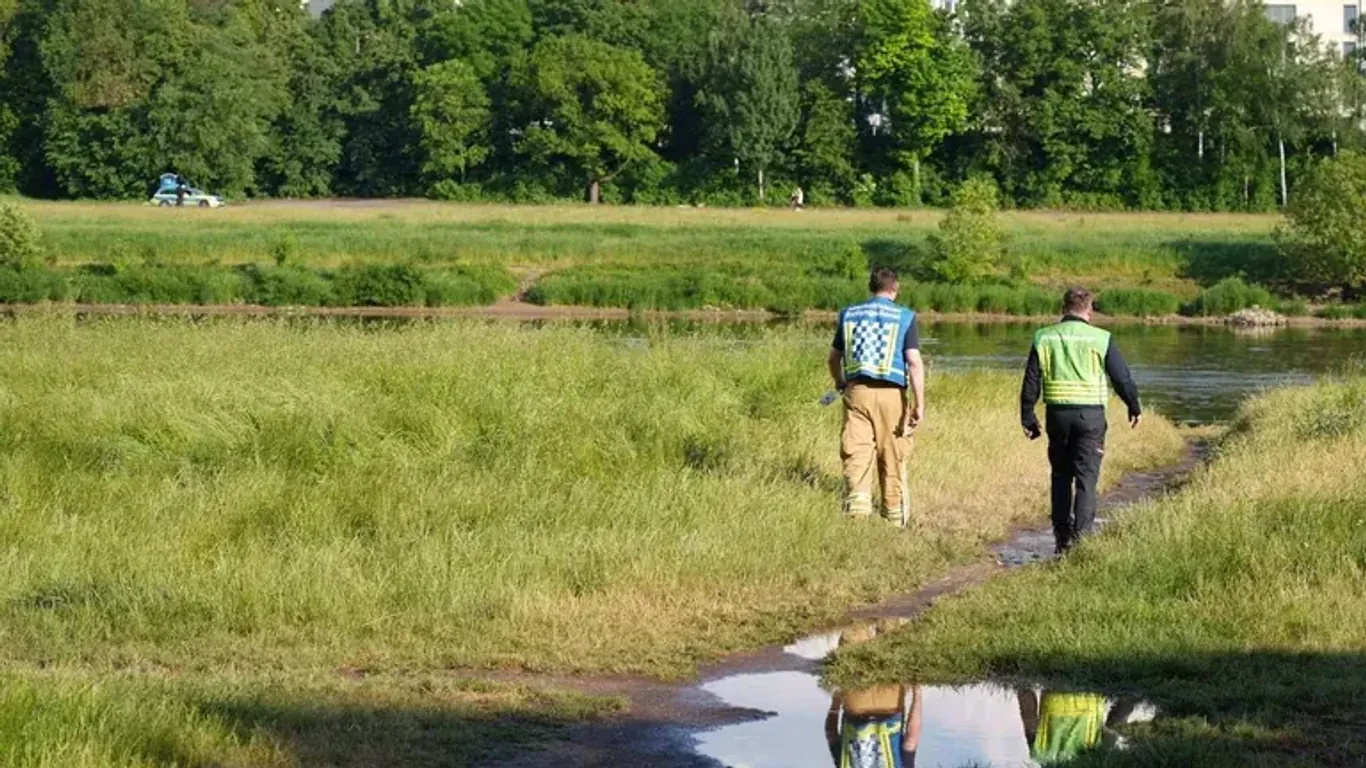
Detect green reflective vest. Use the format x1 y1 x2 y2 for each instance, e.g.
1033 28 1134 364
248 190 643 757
1034 320 1111 407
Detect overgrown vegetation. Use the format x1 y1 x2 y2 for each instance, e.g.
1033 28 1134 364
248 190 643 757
0 262 517 306
0 318 1182 680
826 376 1366 765
11 201 1362 317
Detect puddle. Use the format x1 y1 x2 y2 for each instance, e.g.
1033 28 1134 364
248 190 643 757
694 630 1156 768
681 451 1193 768
693 667 1155 767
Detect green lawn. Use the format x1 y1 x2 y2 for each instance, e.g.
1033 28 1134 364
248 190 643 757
827 376 1366 766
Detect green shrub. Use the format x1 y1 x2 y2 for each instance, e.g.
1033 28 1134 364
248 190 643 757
425 266 517 306
926 177 1005 284
332 264 428 307
1277 297 1311 316
271 233 301 268
240 264 334 306
1275 151 1366 291
1316 304 1352 320
0 268 67 302
810 244 868 281
1096 288 1181 317
1185 277 1274 317
0 202 44 271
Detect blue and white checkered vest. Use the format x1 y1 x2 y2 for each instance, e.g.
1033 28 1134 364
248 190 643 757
839 297 915 388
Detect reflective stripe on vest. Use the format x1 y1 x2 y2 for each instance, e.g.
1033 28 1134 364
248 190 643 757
1035 321 1111 407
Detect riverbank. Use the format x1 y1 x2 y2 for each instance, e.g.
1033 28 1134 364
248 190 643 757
0 318 1184 764
5 200 1311 319
11 299 1366 328
826 376 1366 765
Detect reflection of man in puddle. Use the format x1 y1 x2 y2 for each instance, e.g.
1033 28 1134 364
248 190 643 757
1016 688 1139 764
824 623 923 768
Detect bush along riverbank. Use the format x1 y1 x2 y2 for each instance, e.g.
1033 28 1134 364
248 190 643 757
0 263 517 308
825 375 1366 766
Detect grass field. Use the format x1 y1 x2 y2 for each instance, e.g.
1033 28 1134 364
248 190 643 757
0 316 1184 764
826 376 1366 765
10 201 1285 313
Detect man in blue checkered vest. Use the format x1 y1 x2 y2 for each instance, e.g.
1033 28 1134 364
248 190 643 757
827 267 925 526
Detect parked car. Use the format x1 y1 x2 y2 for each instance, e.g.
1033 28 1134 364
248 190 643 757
149 173 225 208
150 187 225 208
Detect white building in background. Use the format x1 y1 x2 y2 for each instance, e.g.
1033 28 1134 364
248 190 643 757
1266 1 1360 57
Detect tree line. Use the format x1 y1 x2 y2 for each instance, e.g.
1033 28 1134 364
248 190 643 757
0 0 1359 209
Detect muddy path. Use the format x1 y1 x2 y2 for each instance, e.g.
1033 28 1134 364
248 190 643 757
489 440 1209 768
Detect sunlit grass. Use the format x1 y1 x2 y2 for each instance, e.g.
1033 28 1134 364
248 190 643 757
0 317 1182 679
827 376 1366 764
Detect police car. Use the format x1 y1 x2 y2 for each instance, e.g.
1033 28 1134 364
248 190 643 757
149 173 226 208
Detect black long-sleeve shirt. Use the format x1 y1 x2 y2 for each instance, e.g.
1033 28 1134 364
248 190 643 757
1020 316 1141 431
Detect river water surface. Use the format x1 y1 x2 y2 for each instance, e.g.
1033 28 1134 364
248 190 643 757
593 320 1366 424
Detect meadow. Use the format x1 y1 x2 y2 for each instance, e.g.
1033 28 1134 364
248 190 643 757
0 316 1184 764
8 201 1288 316
827 375 1366 765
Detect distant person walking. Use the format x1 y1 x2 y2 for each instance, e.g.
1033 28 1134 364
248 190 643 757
789 185 805 210
828 267 925 526
1020 288 1141 553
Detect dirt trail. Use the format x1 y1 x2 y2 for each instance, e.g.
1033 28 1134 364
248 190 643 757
476 441 1211 767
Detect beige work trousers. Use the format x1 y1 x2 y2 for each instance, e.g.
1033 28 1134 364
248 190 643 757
840 382 910 526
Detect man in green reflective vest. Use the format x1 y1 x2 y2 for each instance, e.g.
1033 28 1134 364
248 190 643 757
1020 288 1142 553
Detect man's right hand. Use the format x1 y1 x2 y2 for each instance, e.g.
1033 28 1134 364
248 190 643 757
1023 422 1042 440
1129 412 1142 429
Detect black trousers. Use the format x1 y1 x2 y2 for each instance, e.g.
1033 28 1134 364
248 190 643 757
1045 406 1107 551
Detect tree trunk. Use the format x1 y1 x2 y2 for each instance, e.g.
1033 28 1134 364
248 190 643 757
1197 130 1204 161
587 179 601 204
758 167 765 203
1278 137 1288 207
1243 175 1249 206
912 158 922 206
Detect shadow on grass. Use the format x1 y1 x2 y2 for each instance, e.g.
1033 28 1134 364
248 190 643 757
861 239 933 281
980 650 1366 766
1166 239 1283 286
181 679 631 768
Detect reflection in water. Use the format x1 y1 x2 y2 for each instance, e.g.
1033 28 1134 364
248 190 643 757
692 626 1155 768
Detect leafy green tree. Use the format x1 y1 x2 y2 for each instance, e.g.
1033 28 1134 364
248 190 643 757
511 34 665 203
39 0 289 198
1276 152 1366 291
314 0 427 197
856 0 975 203
926 176 1004 283
411 59 491 184
419 0 534 81
795 80 856 200
696 11 800 202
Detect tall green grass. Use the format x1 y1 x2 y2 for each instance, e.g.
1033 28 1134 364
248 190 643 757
0 318 1183 678
0 263 517 307
827 376 1366 765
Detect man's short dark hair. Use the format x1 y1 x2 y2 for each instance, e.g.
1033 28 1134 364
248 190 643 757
869 267 899 294
1063 287 1094 314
